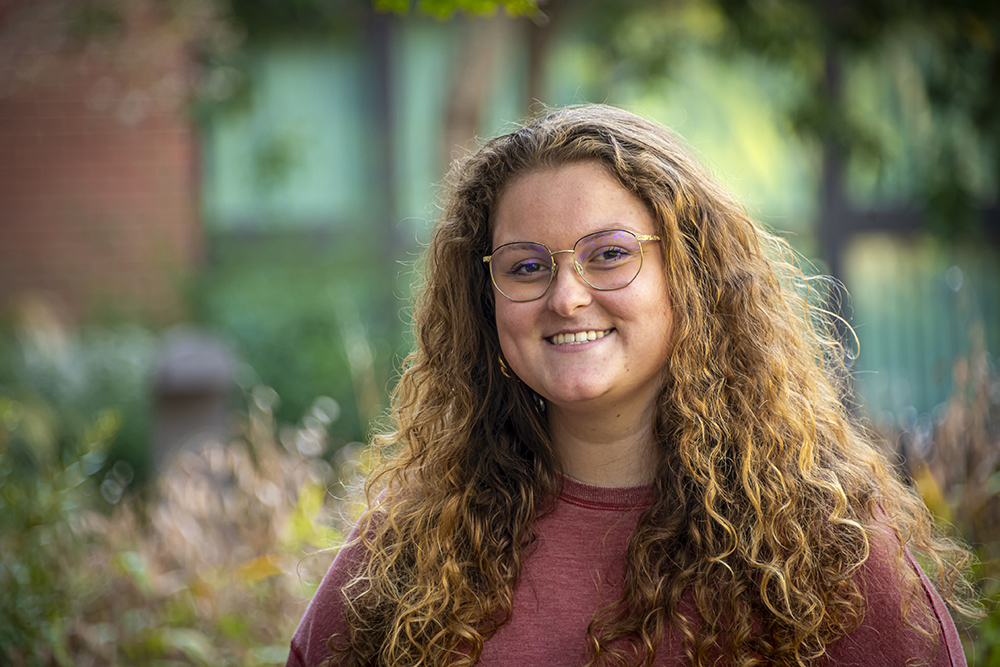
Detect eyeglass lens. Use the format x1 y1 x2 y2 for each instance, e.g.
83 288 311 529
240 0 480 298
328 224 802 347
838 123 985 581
490 230 645 302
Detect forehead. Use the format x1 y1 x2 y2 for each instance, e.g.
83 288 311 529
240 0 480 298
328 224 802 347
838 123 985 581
491 161 655 247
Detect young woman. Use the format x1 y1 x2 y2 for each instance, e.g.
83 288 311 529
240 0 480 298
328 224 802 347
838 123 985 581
287 105 976 666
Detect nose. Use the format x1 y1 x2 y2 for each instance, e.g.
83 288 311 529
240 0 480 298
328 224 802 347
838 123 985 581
546 252 592 316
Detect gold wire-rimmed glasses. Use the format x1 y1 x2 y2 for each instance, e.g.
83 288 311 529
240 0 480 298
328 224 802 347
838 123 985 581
483 229 661 302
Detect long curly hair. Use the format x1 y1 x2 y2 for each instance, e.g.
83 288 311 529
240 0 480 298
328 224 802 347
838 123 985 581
330 105 977 666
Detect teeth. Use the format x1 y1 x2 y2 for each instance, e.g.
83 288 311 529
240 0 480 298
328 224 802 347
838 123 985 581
549 330 611 345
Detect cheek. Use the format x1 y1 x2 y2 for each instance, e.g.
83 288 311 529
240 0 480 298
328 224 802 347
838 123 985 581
657 299 676 363
634 277 674 356
661 308 675 355
493 300 519 352
493 301 534 364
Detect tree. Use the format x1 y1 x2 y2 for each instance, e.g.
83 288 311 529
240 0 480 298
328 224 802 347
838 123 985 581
583 0 1000 262
382 0 1000 263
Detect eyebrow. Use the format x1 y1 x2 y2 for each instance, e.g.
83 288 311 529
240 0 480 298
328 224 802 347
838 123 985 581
489 228 657 250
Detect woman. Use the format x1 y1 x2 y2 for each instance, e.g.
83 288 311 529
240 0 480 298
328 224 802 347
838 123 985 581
288 105 976 666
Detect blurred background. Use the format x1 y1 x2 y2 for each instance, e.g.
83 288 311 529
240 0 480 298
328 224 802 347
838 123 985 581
0 0 998 664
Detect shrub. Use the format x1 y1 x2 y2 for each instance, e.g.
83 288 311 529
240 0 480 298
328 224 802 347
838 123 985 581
0 385 355 666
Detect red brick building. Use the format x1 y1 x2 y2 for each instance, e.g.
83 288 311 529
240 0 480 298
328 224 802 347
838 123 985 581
0 2 206 326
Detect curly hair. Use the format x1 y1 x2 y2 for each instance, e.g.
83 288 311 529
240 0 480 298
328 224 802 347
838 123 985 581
330 105 977 666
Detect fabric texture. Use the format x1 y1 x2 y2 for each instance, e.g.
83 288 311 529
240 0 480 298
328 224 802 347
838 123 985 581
287 477 966 667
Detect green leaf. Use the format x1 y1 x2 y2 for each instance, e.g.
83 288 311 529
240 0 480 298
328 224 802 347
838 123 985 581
375 0 540 18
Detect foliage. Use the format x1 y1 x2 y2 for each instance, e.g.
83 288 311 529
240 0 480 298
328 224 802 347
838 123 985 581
574 0 1000 239
0 397 119 666
0 317 156 486
0 382 355 666
373 0 540 19
195 232 405 445
881 317 1000 662
0 0 241 113
225 0 369 42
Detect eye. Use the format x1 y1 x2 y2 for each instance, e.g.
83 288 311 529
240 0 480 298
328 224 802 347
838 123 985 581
509 258 551 278
600 246 629 261
491 243 552 282
586 244 635 266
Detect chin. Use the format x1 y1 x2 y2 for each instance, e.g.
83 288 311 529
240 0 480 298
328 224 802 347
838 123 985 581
537 385 610 408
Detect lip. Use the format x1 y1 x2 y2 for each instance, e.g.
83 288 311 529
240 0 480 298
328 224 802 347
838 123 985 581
546 328 615 346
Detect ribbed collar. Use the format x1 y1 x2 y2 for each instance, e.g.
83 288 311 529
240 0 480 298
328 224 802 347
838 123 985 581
559 475 654 511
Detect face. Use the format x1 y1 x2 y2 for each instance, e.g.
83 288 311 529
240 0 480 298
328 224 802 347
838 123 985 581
491 160 674 416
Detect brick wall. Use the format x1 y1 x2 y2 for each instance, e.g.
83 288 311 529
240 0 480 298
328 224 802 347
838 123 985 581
0 14 203 326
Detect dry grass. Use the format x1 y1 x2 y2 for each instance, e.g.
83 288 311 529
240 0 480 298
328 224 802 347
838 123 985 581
1 386 363 666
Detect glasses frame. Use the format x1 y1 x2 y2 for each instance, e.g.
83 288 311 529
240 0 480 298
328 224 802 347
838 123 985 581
483 228 662 303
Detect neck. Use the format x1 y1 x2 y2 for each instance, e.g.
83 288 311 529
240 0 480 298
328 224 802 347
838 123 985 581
547 400 657 487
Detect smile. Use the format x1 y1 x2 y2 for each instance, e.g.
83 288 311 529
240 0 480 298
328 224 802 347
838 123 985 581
547 329 613 345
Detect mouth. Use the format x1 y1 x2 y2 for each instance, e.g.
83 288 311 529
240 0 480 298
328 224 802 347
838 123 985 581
547 328 614 346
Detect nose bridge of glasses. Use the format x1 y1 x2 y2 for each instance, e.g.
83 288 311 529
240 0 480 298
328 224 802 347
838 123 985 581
542 250 591 300
548 247 586 278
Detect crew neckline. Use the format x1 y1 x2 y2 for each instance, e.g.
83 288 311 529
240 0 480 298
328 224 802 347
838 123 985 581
559 474 654 510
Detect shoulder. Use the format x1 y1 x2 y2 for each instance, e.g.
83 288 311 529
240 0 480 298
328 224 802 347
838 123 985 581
287 521 370 667
820 526 967 667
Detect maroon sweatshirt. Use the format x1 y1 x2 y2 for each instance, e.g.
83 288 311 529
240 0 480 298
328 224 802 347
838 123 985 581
288 476 967 666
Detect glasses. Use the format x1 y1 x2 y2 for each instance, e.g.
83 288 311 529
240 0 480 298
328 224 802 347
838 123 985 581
483 229 661 302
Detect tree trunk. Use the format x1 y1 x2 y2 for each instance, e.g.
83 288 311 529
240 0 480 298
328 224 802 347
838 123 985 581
443 16 515 164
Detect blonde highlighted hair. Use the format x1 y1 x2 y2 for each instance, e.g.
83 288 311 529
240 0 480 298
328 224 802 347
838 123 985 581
330 105 976 666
